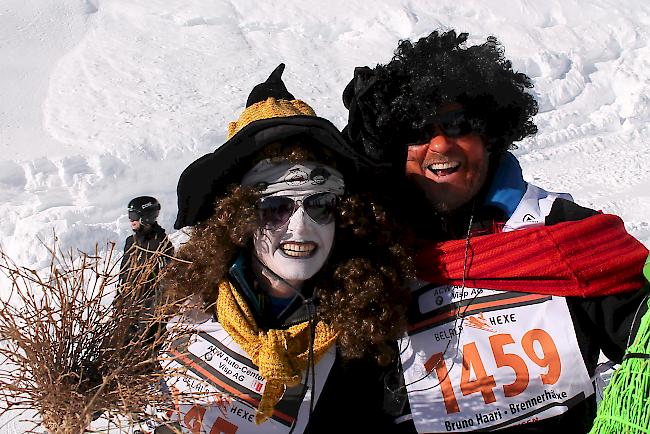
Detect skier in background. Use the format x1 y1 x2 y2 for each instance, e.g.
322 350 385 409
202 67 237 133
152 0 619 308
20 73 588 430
117 195 174 348
119 195 174 291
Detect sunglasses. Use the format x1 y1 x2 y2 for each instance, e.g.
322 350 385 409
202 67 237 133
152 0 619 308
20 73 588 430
128 211 141 222
257 192 338 230
409 110 476 145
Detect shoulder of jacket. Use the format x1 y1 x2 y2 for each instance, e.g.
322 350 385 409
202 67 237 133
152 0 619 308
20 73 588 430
503 183 574 230
545 197 599 225
153 225 168 238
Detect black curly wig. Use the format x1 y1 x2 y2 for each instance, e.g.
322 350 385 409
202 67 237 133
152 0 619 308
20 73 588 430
343 30 538 169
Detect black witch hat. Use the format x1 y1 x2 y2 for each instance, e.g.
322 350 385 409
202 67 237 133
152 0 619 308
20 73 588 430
174 64 376 229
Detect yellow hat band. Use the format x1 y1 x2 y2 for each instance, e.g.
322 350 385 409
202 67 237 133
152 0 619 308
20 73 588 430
227 97 316 140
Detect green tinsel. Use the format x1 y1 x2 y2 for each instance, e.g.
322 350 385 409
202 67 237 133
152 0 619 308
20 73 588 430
589 254 650 434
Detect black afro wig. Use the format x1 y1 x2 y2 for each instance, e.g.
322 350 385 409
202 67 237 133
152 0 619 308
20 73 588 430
343 30 538 169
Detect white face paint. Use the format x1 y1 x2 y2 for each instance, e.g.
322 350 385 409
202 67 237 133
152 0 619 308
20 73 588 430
253 190 336 286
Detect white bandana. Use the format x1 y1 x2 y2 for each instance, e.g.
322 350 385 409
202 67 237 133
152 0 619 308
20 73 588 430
241 159 345 196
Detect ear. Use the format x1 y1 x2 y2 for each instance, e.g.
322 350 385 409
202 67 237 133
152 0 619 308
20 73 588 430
481 135 493 153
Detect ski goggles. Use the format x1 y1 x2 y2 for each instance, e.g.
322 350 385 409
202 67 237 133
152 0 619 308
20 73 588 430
256 192 338 230
408 110 477 145
128 211 141 221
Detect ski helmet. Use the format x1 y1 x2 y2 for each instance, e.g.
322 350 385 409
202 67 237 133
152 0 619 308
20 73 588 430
127 196 161 225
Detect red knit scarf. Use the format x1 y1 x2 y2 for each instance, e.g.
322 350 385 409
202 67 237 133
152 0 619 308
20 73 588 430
415 213 648 297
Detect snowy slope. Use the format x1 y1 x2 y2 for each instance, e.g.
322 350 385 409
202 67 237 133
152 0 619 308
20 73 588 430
1 0 650 431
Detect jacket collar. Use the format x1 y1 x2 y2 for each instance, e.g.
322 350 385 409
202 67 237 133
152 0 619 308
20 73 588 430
483 152 528 220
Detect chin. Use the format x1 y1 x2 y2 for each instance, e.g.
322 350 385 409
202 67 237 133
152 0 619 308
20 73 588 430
274 255 327 282
423 191 456 213
277 265 320 282
424 184 477 213
280 272 315 283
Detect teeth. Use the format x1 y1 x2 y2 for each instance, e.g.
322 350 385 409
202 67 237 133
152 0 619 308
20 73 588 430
426 161 461 177
280 242 316 257
428 161 459 170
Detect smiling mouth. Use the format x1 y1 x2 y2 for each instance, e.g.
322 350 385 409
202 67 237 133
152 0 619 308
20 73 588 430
426 161 461 177
280 242 317 258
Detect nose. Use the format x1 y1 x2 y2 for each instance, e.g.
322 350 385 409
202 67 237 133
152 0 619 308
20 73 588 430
286 205 309 234
426 127 456 153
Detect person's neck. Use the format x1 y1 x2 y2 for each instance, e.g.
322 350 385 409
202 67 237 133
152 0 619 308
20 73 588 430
251 256 303 298
135 223 152 233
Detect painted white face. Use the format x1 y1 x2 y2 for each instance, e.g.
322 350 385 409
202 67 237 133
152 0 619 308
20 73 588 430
253 191 336 286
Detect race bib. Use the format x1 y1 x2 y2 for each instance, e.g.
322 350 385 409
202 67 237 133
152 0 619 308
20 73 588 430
164 321 336 434
399 284 594 432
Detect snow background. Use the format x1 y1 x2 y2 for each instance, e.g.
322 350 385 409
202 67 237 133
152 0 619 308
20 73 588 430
1 0 649 431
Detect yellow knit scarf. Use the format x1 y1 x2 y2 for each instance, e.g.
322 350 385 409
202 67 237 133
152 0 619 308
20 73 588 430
216 281 338 424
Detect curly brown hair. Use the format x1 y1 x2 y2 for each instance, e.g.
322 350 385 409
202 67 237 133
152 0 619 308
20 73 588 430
166 143 412 365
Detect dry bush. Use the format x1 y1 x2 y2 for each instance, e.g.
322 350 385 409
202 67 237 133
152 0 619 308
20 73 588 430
0 240 182 433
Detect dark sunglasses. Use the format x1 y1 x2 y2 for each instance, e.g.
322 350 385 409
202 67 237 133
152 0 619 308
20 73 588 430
128 211 141 222
257 192 338 230
409 110 476 145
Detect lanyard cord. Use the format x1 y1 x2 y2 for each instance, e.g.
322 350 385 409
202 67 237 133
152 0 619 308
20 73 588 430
286 296 318 434
392 201 480 394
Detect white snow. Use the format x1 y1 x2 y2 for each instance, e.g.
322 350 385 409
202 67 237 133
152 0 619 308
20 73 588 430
1 0 650 431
